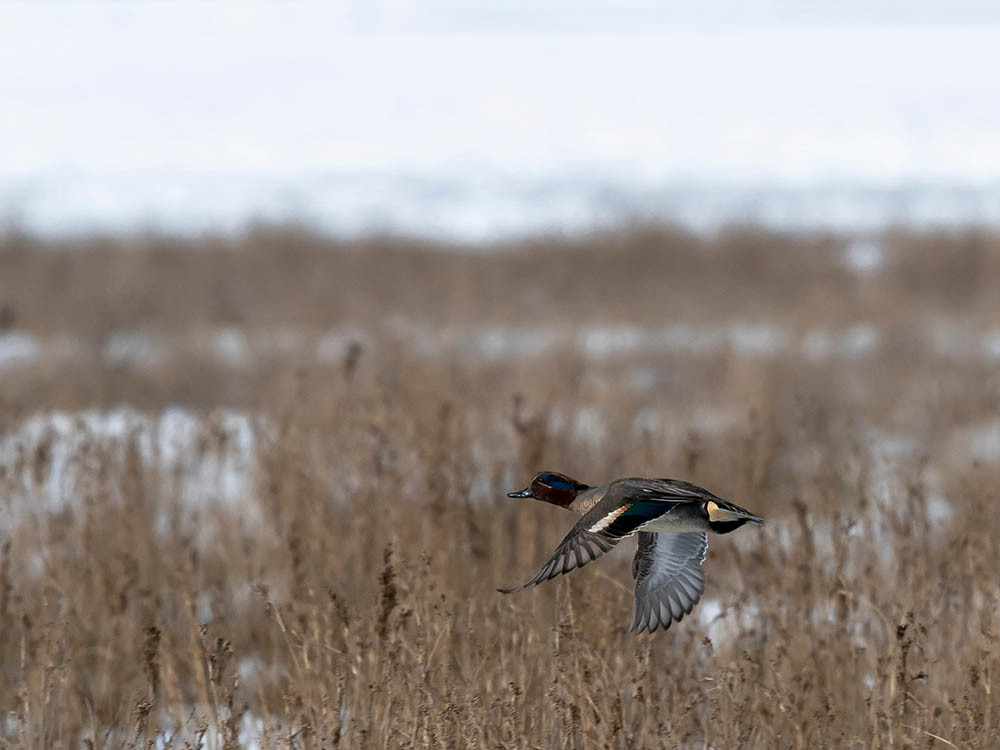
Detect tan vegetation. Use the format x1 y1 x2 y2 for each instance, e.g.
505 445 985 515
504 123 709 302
2 225 1000 748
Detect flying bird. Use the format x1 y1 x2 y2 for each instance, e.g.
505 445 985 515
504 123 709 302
500 471 765 633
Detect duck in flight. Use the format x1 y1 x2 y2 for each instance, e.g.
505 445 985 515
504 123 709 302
500 471 765 633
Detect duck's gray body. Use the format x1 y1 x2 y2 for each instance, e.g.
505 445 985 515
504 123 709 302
501 473 765 633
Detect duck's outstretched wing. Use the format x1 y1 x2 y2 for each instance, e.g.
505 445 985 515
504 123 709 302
497 528 619 593
629 531 707 633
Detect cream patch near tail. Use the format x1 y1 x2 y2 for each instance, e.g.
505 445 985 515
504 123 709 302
706 501 740 522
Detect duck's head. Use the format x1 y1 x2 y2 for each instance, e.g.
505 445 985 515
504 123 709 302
507 471 590 508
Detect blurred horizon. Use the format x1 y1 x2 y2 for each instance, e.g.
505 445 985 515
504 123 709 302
3 1 1000 240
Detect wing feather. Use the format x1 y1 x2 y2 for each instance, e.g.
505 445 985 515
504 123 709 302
497 529 617 594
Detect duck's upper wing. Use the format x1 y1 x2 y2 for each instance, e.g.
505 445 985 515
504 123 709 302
629 531 707 633
622 478 766 528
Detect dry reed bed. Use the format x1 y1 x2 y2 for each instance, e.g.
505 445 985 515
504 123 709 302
1 226 1000 748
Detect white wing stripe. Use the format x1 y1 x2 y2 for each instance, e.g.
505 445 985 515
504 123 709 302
587 505 630 533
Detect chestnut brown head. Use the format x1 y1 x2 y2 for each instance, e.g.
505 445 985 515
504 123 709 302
507 471 590 508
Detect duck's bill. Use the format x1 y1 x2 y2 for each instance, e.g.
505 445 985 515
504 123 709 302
507 487 533 498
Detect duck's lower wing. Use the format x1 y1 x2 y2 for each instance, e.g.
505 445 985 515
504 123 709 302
629 531 707 633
